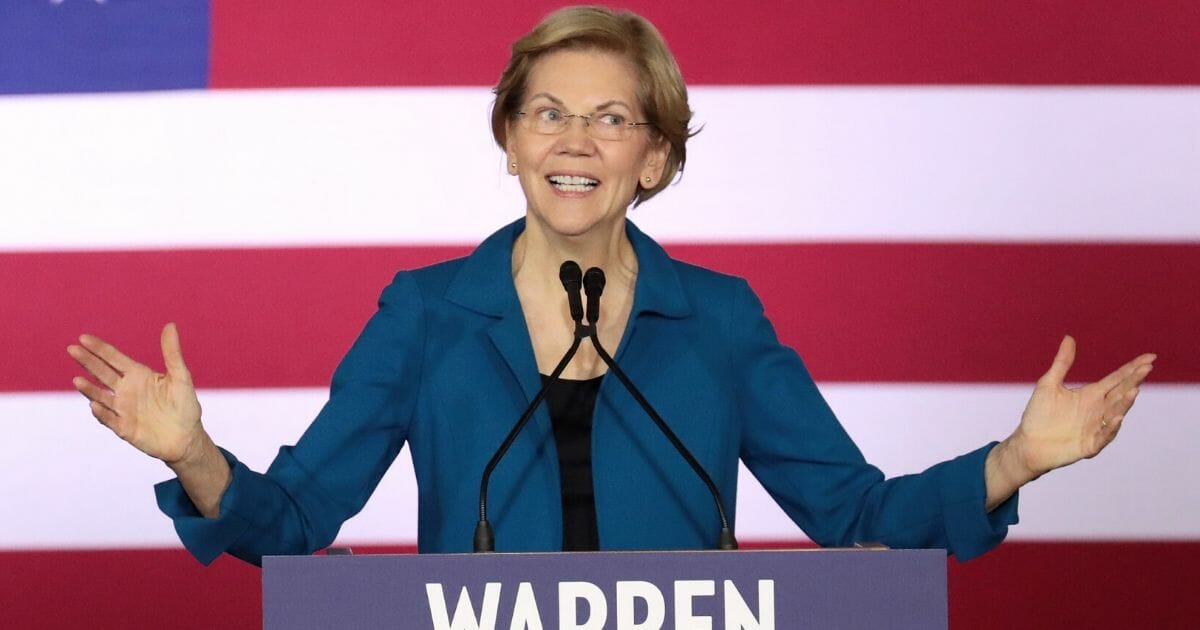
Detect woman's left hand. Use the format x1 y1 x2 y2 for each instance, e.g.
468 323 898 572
1010 335 1155 479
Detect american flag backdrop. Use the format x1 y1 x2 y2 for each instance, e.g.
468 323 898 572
2 1 1198 628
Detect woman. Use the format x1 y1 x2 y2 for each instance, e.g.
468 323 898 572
68 7 1153 565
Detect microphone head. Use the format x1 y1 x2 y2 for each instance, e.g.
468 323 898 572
583 267 606 296
560 261 585 324
582 267 605 326
559 260 583 289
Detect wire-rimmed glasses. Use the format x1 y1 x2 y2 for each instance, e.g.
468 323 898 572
516 107 653 141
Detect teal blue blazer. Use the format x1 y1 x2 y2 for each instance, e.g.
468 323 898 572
157 219 1017 565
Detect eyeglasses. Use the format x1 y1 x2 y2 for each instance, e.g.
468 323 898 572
516 107 653 142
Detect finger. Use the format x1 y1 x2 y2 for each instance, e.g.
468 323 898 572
1038 335 1076 387
67 344 123 389
79 334 137 374
90 400 122 430
1105 362 1153 400
1107 385 1142 419
160 322 192 382
72 376 117 410
1100 412 1126 442
1098 353 1156 392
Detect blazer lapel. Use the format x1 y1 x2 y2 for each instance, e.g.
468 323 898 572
486 305 544 405
443 217 693 401
444 217 543 405
613 220 692 362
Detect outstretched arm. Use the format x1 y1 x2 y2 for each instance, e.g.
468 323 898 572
68 323 231 517
984 335 1155 511
732 278 1155 559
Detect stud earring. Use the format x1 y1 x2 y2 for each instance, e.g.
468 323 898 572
510 162 517 169
644 177 652 183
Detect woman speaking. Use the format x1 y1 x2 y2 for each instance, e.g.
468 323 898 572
67 6 1154 565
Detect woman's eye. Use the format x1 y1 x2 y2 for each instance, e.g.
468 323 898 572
537 109 562 122
597 113 626 126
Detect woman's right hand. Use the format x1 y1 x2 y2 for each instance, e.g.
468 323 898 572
68 322 205 466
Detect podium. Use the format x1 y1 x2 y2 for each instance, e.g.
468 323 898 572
263 548 946 629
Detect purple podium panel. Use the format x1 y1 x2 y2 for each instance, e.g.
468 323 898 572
264 548 946 629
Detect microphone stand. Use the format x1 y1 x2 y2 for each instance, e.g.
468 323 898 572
582 267 738 550
474 262 738 552
474 262 587 552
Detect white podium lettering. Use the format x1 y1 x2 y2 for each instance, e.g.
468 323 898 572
425 583 501 630
616 580 666 630
674 580 715 630
559 581 608 630
724 580 775 630
509 582 544 630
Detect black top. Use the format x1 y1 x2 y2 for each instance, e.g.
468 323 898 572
540 373 602 551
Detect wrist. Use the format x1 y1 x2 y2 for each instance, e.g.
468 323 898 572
995 434 1042 487
165 428 215 473
164 429 231 519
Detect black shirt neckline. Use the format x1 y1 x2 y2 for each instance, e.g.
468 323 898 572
539 374 602 551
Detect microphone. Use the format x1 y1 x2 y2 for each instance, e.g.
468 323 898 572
583 266 605 326
582 266 738 550
560 261 585 325
474 261 587 552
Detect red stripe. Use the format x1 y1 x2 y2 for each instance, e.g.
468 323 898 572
670 242 1200 383
5 243 1197 392
5 247 470 393
209 1 1200 87
0 542 1196 628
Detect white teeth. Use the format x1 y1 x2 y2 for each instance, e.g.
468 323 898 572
548 175 599 186
552 183 595 192
548 174 599 193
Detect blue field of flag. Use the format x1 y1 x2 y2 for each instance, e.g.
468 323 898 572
0 0 209 95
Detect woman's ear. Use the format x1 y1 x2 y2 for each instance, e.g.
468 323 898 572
640 138 670 188
505 124 519 175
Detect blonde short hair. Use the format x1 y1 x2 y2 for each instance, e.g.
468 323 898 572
491 6 694 206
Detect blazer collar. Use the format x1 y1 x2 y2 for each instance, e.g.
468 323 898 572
444 217 692 320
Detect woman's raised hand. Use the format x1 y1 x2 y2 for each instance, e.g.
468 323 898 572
68 323 205 465
1012 335 1156 478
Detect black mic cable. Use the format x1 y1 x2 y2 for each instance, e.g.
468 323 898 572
474 261 587 552
582 266 739 550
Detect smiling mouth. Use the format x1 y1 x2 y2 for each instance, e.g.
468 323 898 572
547 174 600 192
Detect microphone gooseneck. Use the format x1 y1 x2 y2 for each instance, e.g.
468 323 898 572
474 261 588 552
475 262 738 552
582 266 738 550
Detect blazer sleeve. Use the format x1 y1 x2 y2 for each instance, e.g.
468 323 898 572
731 279 1018 560
154 272 426 566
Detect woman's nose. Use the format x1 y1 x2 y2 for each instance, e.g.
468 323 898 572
556 117 597 154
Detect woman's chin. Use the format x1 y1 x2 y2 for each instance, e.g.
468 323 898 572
530 207 622 240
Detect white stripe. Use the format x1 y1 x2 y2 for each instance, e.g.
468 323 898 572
1 86 1197 252
3 384 1196 550
739 383 1200 541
